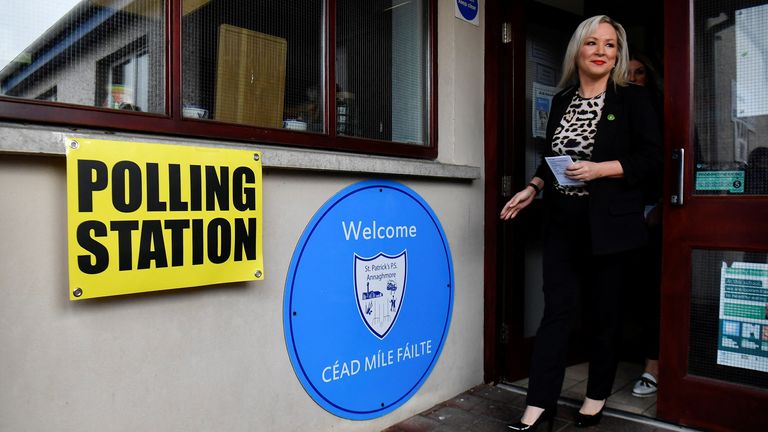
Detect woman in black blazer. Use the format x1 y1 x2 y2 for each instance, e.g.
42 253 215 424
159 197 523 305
500 15 662 430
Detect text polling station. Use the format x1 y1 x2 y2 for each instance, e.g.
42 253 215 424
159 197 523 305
65 138 263 300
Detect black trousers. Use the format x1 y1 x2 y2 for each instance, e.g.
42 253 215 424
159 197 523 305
526 193 635 410
638 220 661 361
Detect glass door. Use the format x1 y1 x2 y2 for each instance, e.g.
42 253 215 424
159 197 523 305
661 1 768 430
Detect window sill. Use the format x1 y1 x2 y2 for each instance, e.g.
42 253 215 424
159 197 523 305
0 123 480 181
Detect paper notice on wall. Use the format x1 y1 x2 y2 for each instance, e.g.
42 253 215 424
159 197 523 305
532 82 558 138
717 261 768 373
735 4 768 117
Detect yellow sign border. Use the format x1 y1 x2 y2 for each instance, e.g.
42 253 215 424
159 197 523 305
65 137 264 300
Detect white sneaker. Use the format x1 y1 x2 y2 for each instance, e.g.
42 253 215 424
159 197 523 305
632 372 658 397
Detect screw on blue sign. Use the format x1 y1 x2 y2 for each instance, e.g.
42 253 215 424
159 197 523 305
283 180 454 420
457 0 478 21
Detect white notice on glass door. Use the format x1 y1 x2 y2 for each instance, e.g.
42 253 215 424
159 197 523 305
736 4 768 117
716 261 768 373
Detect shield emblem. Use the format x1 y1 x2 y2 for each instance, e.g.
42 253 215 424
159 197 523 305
354 250 407 339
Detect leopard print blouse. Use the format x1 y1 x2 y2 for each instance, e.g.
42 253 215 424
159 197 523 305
551 91 606 196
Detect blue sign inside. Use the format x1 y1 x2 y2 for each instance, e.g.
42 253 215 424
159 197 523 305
284 180 454 420
457 0 479 21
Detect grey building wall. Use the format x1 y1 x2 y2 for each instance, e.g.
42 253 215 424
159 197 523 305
0 2 486 431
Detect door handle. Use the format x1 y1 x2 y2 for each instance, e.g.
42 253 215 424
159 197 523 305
671 148 684 206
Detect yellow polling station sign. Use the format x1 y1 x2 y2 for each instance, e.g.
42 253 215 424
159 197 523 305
65 138 263 300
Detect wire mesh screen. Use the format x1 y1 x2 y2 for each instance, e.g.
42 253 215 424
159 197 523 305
694 1 768 195
0 0 166 113
689 249 768 389
336 0 428 144
182 0 323 131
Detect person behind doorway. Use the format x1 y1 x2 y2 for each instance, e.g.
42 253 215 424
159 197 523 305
628 53 660 94
627 52 663 398
628 52 663 122
500 15 662 431
745 147 768 195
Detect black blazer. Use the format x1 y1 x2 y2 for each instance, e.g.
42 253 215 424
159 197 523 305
534 83 663 255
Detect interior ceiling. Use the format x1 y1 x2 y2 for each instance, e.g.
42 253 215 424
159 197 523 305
585 0 664 25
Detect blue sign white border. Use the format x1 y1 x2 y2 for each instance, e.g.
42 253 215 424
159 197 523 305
283 180 454 420
353 250 408 340
455 0 480 26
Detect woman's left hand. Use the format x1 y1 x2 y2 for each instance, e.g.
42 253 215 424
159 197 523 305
565 161 601 182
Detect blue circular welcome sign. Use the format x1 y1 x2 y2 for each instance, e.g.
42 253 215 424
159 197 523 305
284 180 454 420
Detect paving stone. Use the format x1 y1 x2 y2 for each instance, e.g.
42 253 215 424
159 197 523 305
641 403 657 418
382 414 441 432
443 392 487 411
564 362 590 381
425 406 478 429
430 425 468 432
561 376 582 393
594 415 658 432
469 398 522 423
613 363 645 391
561 379 587 400
473 384 527 406
467 415 513 432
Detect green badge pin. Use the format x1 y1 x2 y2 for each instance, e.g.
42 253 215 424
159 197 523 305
607 114 615 121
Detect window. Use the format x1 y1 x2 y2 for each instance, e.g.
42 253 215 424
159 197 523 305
0 0 436 158
97 40 151 112
182 1 324 131
35 86 57 102
337 0 429 145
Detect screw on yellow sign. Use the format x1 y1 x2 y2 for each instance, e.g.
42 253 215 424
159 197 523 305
65 138 264 300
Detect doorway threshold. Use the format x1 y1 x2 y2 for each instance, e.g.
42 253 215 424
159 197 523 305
498 361 703 432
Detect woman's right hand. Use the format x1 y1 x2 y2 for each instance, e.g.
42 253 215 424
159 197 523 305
500 187 536 220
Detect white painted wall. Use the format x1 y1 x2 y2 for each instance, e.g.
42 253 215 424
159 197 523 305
0 2 485 431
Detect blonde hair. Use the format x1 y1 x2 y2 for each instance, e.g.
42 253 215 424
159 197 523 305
558 15 629 88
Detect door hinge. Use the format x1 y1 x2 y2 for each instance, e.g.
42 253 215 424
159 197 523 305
501 176 513 198
502 22 512 44
500 322 510 344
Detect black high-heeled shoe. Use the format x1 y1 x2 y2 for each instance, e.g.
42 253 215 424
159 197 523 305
507 409 556 431
574 405 604 428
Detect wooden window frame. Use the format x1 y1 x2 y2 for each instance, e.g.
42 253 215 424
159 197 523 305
0 0 438 159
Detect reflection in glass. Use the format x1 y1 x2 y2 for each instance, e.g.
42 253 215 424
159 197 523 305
98 43 149 111
0 0 166 113
182 0 324 131
694 2 768 195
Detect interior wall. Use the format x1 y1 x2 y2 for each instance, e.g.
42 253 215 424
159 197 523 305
511 0 666 362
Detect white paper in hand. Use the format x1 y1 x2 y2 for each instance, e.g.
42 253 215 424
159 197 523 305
545 155 585 186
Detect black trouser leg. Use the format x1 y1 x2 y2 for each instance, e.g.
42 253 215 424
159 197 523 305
526 194 634 407
526 255 581 408
641 223 662 361
526 196 589 410
584 250 633 400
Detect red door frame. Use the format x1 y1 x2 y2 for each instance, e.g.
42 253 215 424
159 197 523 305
483 0 531 384
659 1 768 430
483 0 503 383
